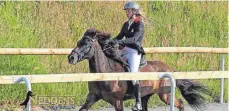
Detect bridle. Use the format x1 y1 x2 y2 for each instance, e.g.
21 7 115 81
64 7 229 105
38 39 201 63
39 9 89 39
71 36 97 61
71 35 117 61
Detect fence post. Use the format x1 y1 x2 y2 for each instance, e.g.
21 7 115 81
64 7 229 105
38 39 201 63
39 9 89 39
220 54 225 103
14 77 31 111
159 73 176 111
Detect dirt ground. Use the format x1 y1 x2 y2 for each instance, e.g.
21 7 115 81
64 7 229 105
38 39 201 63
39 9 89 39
6 103 228 111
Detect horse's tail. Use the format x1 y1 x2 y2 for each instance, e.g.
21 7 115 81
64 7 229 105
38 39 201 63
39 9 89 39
176 79 210 111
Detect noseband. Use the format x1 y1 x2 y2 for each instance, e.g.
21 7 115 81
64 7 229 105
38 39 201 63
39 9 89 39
71 36 97 60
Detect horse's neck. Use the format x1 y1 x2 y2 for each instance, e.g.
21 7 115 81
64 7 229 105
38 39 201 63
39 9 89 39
88 42 123 73
88 43 106 73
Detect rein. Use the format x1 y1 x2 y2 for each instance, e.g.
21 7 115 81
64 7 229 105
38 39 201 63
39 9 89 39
102 45 115 51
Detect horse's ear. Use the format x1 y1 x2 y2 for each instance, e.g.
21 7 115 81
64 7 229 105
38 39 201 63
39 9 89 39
107 34 111 39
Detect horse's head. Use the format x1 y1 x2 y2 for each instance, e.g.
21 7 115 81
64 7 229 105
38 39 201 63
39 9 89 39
68 28 111 64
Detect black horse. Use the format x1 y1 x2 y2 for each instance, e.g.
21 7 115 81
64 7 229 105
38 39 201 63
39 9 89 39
68 28 210 111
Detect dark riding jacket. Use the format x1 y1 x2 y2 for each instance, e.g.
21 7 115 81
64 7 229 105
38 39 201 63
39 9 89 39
114 17 145 54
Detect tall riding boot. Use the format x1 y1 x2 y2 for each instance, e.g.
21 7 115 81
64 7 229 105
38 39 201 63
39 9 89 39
132 83 142 111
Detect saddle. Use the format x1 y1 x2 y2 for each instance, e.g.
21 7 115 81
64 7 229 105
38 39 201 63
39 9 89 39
103 44 147 72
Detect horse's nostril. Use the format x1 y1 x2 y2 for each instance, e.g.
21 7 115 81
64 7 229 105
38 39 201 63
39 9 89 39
70 56 74 60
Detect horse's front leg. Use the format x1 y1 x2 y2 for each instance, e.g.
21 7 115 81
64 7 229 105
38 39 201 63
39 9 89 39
79 93 100 111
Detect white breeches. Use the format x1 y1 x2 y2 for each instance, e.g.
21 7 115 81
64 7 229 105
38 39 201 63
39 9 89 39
123 47 141 85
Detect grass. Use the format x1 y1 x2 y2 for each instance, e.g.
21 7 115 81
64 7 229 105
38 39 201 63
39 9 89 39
0 1 228 109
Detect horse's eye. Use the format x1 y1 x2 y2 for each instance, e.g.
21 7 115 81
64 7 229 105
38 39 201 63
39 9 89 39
77 41 84 47
83 39 92 45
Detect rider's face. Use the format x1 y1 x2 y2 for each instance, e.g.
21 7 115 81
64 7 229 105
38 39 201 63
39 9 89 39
125 8 133 19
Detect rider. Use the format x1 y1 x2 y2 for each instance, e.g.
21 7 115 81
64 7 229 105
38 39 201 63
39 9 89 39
110 2 145 110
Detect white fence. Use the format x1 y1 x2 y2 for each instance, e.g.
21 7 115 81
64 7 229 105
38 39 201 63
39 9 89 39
0 47 227 55
0 71 227 84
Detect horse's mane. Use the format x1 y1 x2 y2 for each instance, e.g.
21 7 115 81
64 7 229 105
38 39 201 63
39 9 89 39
84 28 111 40
84 28 126 72
84 28 128 71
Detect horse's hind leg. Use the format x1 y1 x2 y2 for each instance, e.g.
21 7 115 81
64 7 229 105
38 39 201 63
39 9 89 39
79 93 100 111
141 94 153 111
113 99 124 111
158 93 184 111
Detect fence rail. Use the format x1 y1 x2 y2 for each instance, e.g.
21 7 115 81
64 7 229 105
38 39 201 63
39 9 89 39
0 71 228 84
0 47 228 55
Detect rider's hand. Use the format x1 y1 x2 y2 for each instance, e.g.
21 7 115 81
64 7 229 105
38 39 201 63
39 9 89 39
106 38 126 49
106 39 117 45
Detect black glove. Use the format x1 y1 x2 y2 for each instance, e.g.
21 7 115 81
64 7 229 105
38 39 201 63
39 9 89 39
106 38 126 48
117 40 125 47
106 38 118 44
105 39 116 45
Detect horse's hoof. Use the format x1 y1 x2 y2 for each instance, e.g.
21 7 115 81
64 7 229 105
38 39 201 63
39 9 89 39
132 104 142 111
132 109 142 111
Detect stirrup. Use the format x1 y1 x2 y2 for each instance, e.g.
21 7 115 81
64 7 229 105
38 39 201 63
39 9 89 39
132 102 142 111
